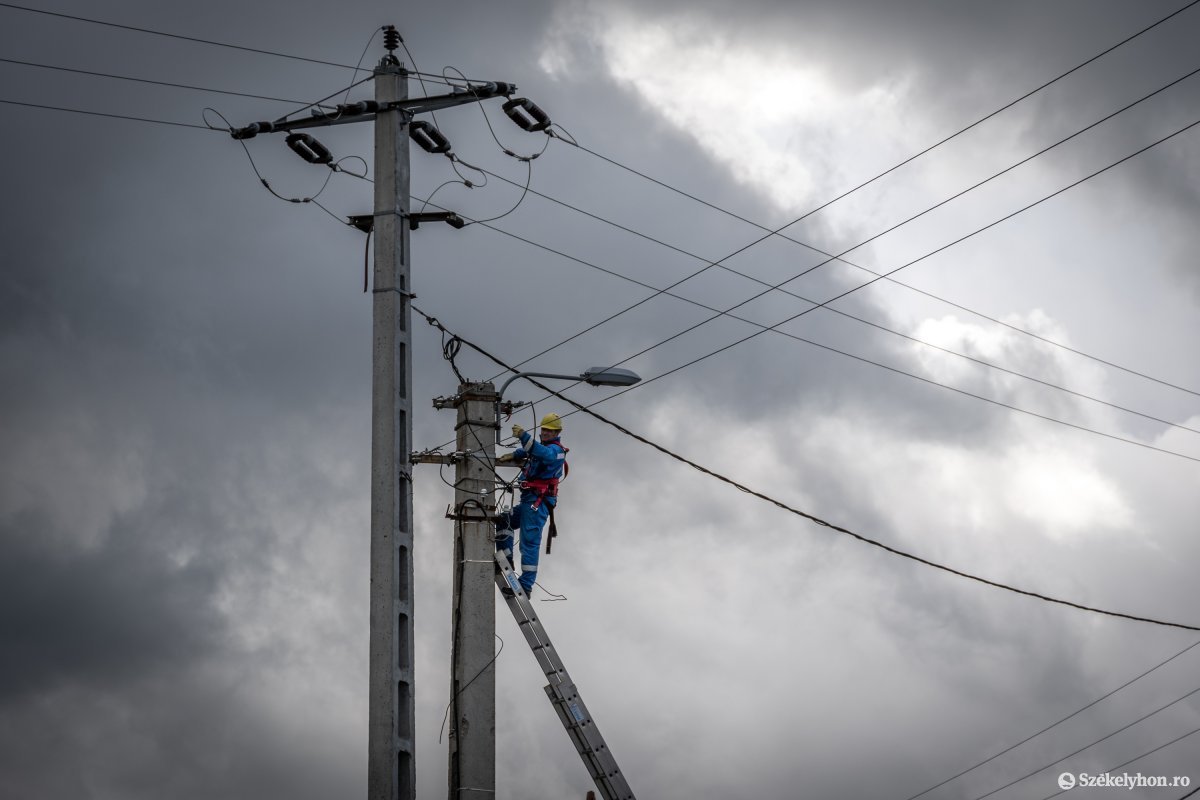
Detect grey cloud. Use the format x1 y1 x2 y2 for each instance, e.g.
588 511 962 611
0 508 223 701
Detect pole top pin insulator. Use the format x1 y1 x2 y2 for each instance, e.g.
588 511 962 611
383 25 401 53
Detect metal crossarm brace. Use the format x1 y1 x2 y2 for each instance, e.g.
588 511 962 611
230 83 517 139
494 552 636 800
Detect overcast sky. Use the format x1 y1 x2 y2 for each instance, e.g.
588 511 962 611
2 1 1199 798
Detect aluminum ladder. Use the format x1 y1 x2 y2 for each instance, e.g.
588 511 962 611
494 551 636 800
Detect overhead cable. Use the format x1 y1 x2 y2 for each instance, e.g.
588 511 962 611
1037 726 1200 800
545 0 1200 398
904 637 1200 798
563 139 1200 400
516 62 1200 401
0 97 214 130
496 112 1200 460
472 166 1200 438
970 685 1200 800
413 309 1200 633
0 1 359 69
0 56 312 104
417 200 1200 464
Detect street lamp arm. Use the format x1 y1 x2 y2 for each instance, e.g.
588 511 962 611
497 367 641 400
498 371 581 400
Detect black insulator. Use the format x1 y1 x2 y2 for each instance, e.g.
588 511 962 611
383 25 401 52
409 121 451 154
286 132 334 165
336 100 381 116
502 97 551 132
231 120 275 140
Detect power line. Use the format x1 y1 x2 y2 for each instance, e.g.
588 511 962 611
0 1 359 70
0 55 311 104
0 97 215 130
17 52 1193 460
515 60 1200 404
549 0 1200 399
421 204 1200 464
568 140 1200 401
414 308 1200 633
903 637 1200 799
970 685 1200 800
509 112 1200 449
427 108 1200 463
473 165 1200 438
1037 726 1200 800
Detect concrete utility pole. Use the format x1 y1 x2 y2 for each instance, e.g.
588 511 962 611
367 59 415 800
446 382 500 797
227 28 518 800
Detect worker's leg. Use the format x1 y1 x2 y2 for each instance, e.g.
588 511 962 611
516 502 550 593
494 506 520 566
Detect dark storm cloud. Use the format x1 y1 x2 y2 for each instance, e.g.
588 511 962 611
2 0 1198 798
0 506 224 702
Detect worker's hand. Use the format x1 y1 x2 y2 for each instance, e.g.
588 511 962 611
496 452 515 465
512 424 525 439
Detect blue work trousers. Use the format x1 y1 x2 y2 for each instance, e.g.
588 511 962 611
495 494 554 593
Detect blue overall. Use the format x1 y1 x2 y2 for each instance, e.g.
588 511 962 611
495 431 566 593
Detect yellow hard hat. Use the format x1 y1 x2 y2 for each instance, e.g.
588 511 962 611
539 412 563 432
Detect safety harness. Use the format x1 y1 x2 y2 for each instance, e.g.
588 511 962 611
519 441 569 554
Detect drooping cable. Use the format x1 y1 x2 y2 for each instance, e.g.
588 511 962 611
413 309 1200 633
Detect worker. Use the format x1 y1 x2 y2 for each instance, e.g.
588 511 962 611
495 412 568 596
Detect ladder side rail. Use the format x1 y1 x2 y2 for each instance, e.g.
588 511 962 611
546 683 634 800
494 553 568 680
493 551 637 800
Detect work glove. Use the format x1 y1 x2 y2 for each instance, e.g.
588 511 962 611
512 424 525 439
496 452 515 465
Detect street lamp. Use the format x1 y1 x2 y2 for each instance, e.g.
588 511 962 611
496 366 640 447
497 366 641 399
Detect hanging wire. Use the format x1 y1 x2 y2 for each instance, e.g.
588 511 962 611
414 308 1200 634
204 107 337 205
444 65 551 163
442 333 467 384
